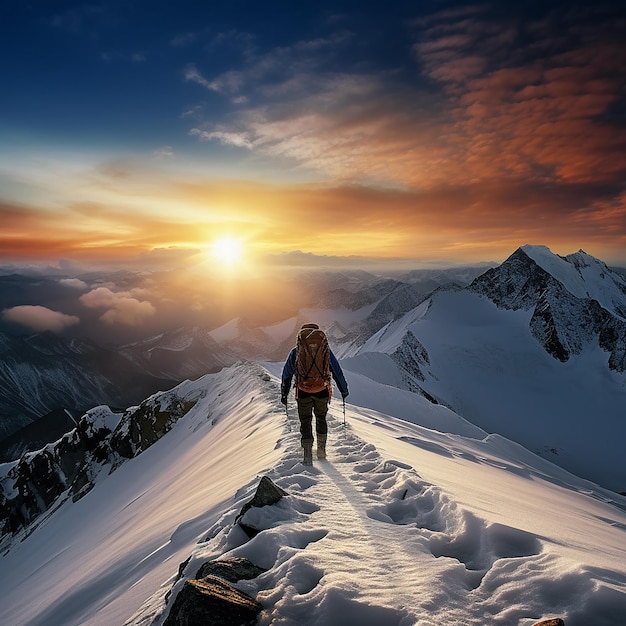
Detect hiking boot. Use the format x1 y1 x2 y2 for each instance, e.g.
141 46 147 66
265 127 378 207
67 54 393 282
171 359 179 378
317 434 327 459
303 444 313 466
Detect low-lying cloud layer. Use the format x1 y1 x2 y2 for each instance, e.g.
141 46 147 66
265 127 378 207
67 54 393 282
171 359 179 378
2 305 80 333
79 287 157 326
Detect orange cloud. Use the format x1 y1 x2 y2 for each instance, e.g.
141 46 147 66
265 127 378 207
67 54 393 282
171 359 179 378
3 1 626 272
1 169 625 269
415 6 626 188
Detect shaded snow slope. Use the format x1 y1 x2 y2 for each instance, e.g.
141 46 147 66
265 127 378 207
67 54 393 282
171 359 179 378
1 363 625 625
0 364 285 626
352 288 626 492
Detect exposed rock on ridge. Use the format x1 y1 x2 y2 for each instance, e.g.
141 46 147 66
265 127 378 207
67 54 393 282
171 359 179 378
161 477 286 625
163 574 262 626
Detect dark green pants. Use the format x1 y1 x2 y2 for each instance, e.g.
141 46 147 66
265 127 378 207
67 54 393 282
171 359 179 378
297 395 329 446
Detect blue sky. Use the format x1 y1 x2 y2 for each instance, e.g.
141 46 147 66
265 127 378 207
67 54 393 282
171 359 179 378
1 0 626 268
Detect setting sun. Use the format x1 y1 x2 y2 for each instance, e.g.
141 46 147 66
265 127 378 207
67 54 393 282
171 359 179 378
211 237 243 266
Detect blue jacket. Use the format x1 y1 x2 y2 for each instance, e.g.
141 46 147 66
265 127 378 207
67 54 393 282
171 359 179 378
281 347 349 399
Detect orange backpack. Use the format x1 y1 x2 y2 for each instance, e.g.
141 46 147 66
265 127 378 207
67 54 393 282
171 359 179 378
296 324 331 395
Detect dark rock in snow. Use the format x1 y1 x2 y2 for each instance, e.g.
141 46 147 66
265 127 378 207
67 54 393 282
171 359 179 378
196 557 267 582
163 575 261 626
0 406 118 538
110 395 196 460
392 330 430 381
235 475 288 539
390 330 440 403
533 619 565 626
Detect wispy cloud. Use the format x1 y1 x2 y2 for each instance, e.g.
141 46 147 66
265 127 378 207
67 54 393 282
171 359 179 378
183 4 625 192
175 2 626 262
3 3 625 268
414 3 626 185
189 128 253 148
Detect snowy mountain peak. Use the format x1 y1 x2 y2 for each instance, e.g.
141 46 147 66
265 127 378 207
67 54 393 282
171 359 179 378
345 246 626 492
518 244 626 318
467 246 626 373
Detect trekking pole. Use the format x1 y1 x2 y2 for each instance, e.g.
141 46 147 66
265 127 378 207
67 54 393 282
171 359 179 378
342 397 346 427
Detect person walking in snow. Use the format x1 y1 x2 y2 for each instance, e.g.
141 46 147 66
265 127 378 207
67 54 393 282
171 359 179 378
281 323 349 466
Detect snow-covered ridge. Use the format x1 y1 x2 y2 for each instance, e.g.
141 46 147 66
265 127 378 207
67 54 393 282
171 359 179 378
1 362 624 625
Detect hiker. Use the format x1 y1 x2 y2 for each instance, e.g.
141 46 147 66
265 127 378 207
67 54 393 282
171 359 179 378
281 323 349 465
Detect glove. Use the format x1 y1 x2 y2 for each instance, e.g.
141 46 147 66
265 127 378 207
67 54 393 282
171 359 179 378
280 395 287 405
341 390 349 399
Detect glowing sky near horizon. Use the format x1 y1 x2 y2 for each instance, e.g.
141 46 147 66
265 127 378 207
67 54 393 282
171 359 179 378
1 0 626 270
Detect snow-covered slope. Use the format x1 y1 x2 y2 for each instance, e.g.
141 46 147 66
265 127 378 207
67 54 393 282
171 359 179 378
350 246 626 492
1 362 625 625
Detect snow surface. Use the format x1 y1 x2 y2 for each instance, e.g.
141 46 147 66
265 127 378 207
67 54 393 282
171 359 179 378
1 362 625 625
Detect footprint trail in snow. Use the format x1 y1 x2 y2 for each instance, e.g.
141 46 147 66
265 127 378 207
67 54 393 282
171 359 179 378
164 396 565 626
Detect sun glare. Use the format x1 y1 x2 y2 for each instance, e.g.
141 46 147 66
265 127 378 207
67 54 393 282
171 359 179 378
212 237 243 266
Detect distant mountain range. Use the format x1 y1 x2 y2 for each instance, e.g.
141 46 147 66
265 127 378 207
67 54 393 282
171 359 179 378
1 247 625 491
118 327 238 379
0 332 180 458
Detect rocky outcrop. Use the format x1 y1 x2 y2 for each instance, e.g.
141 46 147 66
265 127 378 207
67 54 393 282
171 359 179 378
392 330 430 383
0 406 119 538
162 478 285 625
196 557 266 582
163 575 262 626
109 392 196 463
390 331 439 403
533 619 565 626
0 384 199 542
235 475 288 539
